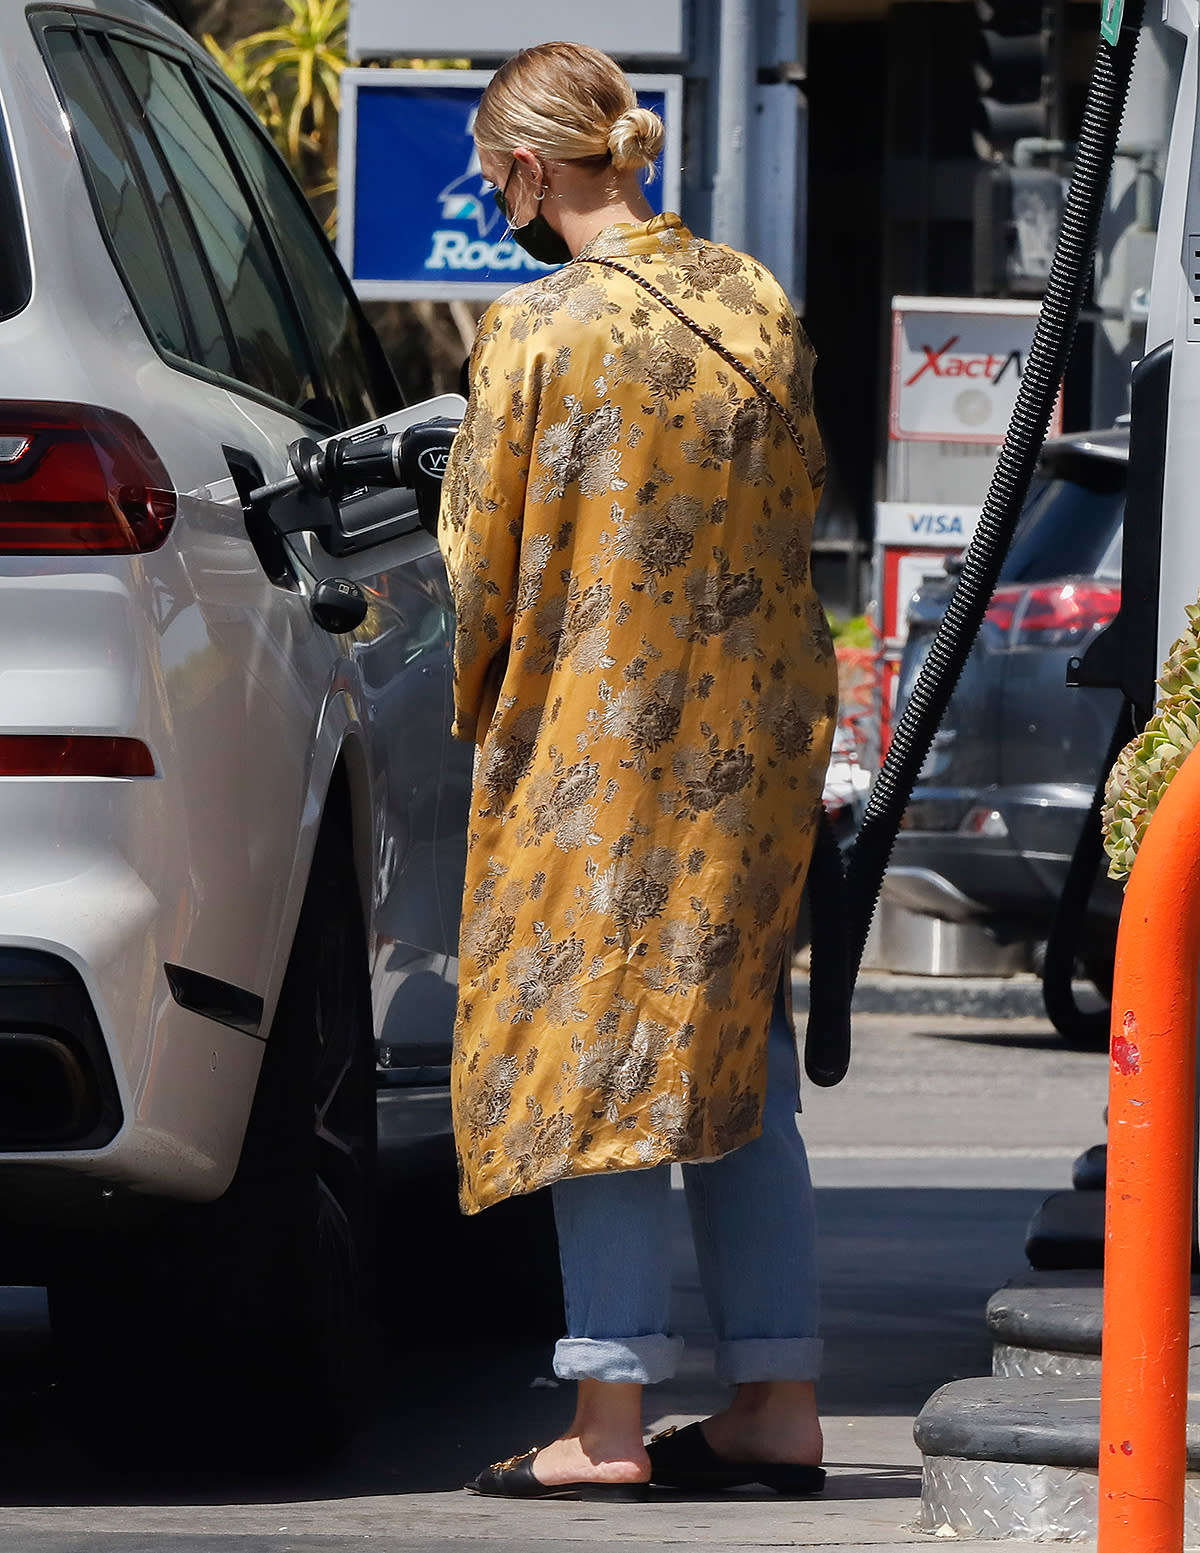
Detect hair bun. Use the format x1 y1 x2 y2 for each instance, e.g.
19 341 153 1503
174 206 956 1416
607 106 665 172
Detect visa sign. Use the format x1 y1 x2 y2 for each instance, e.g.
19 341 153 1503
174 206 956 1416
875 502 982 548
908 510 970 537
339 69 682 302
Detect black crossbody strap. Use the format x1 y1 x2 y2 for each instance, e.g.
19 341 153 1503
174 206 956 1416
577 254 807 462
580 254 850 1088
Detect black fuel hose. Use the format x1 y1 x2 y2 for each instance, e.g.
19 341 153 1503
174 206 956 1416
803 0 1147 1086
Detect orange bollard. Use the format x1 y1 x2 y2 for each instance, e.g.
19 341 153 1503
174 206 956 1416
1098 742 1200 1552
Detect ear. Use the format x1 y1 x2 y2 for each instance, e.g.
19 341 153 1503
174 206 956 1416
511 145 544 188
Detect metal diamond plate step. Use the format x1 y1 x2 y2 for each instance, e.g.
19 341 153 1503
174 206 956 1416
1025 1189 1105 1270
920 1455 1100 1542
916 1376 1200 1541
985 1273 1200 1379
1026 1187 1200 1272
989 1276 1105 1379
992 1341 1100 1379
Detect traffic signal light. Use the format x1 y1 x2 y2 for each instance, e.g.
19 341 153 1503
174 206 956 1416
975 163 1068 295
974 0 1064 161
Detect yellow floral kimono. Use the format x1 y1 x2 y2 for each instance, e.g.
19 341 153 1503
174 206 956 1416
439 212 837 1214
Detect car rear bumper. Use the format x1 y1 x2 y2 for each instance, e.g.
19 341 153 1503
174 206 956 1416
0 780 268 1201
889 831 1056 922
892 783 1123 930
0 948 121 1151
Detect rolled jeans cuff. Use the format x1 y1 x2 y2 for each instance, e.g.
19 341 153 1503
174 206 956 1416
715 1336 823 1385
553 1334 684 1384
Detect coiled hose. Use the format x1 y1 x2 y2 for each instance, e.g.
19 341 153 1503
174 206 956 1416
804 0 1147 1087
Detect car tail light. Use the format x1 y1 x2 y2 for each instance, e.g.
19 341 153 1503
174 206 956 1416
959 805 1009 838
985 584 1023 633
1014 580 1120 645
0 403 175 554
0 736 156 777
985 580 1120 646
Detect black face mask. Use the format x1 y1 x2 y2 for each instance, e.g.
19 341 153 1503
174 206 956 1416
494 181 572 267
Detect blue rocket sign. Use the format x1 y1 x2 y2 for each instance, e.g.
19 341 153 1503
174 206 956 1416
337 69 683 301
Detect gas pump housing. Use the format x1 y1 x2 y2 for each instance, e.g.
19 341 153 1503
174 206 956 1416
1145 0 1200 675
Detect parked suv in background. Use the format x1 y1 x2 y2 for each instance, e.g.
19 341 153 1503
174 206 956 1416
888 429 1127 1001
0 0 477 1450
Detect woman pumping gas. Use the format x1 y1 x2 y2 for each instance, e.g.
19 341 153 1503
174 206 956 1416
437 39 838 1501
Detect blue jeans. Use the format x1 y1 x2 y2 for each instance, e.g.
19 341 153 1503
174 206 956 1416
550 991 821 1386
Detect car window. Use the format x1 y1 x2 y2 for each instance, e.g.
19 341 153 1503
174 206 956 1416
40 28 193 358
0 118 30 320
205 88 399 427
89 36 236 377
999 477 1126 584
108 39 320 418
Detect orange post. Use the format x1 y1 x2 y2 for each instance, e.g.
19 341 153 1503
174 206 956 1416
1098 742 1200 1552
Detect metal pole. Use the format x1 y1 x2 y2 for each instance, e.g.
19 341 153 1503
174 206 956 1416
711 0 754 250
1097 743 1200 1552
1091 14 1178 427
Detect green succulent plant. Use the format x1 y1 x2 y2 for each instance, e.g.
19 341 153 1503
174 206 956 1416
1103 601 1200 880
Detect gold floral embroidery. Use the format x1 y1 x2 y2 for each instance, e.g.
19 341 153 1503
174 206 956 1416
439 213 836 1214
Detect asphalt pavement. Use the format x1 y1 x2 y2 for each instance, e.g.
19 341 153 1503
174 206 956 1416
0 981 1113 1551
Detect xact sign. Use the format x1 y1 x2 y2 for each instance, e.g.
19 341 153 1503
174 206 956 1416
889 296 1062 445
337 69 683 301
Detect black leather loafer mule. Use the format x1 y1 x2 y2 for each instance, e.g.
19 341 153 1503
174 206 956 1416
466 1447 651 1501
646 1422 826 1495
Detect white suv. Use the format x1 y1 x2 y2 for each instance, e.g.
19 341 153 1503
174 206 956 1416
0 0 473 1451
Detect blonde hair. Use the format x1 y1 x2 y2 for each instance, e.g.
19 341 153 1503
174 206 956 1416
475 41 665 179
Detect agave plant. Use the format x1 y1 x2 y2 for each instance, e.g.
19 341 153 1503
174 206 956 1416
204 0 347 204
203 33 288 147
1103 600 1200 880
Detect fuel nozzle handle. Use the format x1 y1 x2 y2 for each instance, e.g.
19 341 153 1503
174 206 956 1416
326 432 406 490
398 417 460 536
248 416 460 540
248 431 405 510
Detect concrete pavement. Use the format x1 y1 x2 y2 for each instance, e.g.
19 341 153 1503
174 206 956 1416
0 1540 1071 1552
0 999 1112 1550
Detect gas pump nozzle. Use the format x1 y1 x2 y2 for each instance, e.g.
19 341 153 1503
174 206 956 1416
321 430 406 492
262 429 406 503
292 417 459 519
245 433 400 514
248 414 460 544
397 416 459 536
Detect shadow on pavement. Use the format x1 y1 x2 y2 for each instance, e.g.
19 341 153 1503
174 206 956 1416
906 1024 1109 1055
0 1184 1043 1511
820 1464 922 1500
817 1186 1048 1417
